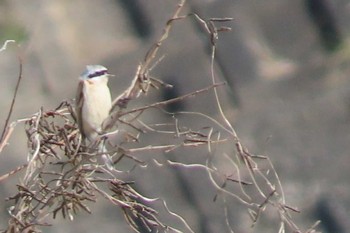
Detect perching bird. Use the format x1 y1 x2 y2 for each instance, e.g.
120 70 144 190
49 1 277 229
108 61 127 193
75 65 112 142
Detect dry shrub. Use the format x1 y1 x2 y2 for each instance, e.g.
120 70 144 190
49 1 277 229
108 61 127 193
0 1 319 232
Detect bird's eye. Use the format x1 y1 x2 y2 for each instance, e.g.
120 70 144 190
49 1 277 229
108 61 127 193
88 70 108 79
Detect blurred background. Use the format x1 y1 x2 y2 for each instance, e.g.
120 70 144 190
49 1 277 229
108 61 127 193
0 0 350 232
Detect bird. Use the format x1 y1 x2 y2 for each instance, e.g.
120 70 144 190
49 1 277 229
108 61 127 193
75 65 113 143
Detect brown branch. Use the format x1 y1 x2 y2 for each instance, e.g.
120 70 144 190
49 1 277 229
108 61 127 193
141 0 186 74
0 164 27 182
0 56 23 142
119 82 225 118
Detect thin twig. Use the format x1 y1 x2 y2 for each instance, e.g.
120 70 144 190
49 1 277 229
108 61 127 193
0 40 15 52
0 56 23 142
119 82 225 117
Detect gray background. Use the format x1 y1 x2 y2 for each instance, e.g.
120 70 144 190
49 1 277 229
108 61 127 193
0 0 349 232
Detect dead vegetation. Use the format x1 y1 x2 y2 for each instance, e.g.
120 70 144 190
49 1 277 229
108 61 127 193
0 1 319 232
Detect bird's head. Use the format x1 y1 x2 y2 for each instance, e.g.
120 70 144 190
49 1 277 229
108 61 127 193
80 65 113 82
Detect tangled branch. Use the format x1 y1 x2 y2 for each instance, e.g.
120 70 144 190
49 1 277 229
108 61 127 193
0 1 320 233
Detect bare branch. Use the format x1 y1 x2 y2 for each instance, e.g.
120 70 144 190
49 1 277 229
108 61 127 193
0 55 23 143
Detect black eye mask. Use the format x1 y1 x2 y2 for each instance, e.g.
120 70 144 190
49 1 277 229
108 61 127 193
88 70 108 79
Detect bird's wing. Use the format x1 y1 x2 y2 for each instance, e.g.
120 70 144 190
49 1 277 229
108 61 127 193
75 81 85 139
